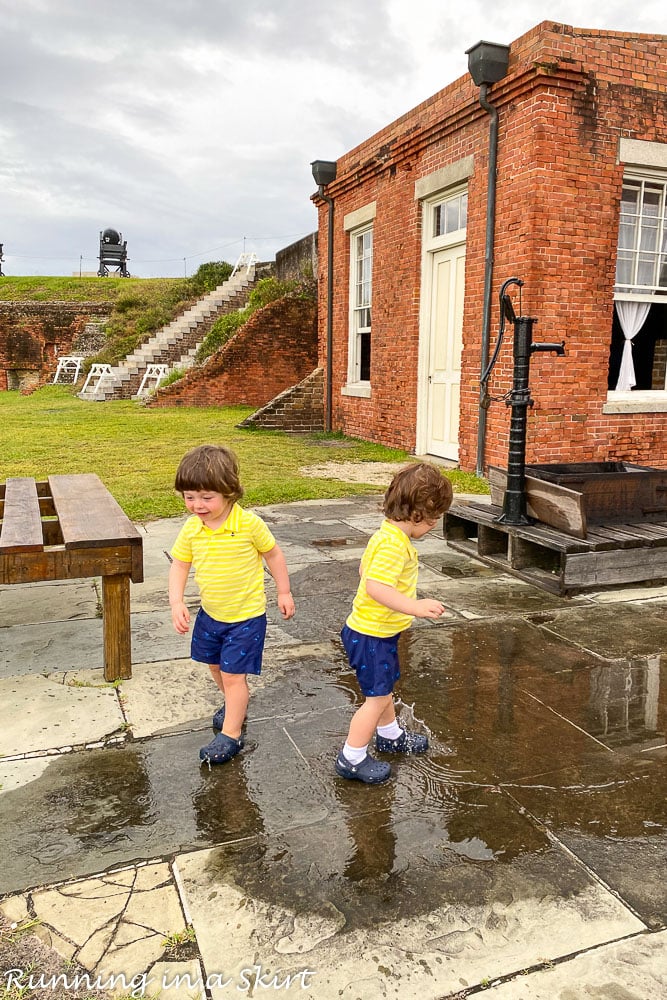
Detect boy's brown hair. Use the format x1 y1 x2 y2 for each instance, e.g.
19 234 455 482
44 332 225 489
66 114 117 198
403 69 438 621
175 444 243 501
383 462 453 524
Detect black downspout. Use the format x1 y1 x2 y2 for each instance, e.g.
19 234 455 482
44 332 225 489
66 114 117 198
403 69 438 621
318 187 335 433
476 81 500 477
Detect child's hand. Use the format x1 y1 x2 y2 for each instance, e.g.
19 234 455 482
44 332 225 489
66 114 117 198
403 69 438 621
171 601 191 634
277 591 295 620
413 598 446 619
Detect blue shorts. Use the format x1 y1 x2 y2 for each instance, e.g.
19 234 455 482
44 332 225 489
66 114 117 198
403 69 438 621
191 609 267 675
341 624 400 697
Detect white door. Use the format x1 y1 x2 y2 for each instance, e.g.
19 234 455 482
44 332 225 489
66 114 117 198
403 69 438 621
425 244 465 460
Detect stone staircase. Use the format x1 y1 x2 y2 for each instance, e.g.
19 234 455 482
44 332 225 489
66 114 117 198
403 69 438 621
78 268 257 401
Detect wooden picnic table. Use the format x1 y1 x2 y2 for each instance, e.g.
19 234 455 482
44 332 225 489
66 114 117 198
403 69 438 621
0 473 143 681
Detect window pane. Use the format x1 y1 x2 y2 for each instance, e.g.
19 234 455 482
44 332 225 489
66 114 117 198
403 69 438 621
361 256 371 283
446 201 459 232
659 257 667 288
642 189 661 217
621 185 639 212
618 221 635 251
638 253 654 285
640 223 658 252
433 193 467 237
360 332 371 381
615 252 632 286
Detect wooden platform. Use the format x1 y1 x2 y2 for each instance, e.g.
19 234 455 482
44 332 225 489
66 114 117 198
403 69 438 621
444 500 667 595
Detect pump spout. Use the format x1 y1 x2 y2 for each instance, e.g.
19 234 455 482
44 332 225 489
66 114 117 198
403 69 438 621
531 341 565 356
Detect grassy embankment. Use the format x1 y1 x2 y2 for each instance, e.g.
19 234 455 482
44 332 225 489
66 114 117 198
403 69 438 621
0 274 202 371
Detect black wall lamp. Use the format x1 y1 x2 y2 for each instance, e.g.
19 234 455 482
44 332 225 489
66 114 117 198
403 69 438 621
311 159 337 432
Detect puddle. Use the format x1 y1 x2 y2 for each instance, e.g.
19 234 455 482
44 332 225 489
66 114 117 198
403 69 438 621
0 736 269 893
2 619 666 927
196 779 555 933
311 537 355 547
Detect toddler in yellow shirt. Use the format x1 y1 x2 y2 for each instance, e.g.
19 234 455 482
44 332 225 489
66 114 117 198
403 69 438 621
169 444 295 765
336 462 453 784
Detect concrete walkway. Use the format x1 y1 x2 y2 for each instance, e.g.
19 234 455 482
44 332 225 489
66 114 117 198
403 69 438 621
1 494 666 999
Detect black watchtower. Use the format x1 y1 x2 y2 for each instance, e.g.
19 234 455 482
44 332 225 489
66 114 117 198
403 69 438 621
97 229 130 277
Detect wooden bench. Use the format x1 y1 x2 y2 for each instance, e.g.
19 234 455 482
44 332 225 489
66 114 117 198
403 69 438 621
0 474 143 680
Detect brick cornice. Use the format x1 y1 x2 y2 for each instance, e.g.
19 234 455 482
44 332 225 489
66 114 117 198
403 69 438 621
314 63 591 202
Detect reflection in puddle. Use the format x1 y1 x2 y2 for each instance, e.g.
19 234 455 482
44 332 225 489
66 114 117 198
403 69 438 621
587 654 663 748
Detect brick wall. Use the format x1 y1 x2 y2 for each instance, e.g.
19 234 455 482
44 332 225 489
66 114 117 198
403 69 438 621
0 303 109 391
313 22 667 471
149 295 317 408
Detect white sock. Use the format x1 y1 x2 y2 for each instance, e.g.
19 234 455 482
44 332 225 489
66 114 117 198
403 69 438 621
377 720 403 740
342 742 368 765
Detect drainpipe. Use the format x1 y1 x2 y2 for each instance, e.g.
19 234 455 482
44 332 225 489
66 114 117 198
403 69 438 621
311 160 337 432
320 190 335 432
465 40 510 477
476 81 500 477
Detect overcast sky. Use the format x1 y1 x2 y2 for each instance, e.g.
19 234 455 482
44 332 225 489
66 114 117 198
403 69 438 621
1 0 664 278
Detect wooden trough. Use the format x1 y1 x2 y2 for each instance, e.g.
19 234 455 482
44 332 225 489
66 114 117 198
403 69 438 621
488 462 667 539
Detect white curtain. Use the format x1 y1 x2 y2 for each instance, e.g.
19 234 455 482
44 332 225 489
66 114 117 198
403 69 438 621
614 301 651 390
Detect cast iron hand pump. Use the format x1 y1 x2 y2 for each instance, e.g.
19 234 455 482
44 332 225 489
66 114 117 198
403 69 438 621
481 278 565 525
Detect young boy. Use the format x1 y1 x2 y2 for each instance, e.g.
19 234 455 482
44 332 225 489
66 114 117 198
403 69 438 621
169 444 295 765
336 462 453 784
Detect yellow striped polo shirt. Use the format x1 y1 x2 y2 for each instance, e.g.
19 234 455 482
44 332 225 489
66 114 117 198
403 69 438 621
170 504 276 623
346 520 418 638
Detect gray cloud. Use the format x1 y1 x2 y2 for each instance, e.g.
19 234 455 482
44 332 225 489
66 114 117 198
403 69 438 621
1 0 664 276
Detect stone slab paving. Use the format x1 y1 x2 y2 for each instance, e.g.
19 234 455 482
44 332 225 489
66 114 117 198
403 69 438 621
0 672 124 756
1 495 666 999
0 610 197 676
175 843 643 1000
535 601 667 660
485 930 667 998
420 574 591 620
0 580 100 627
0 616 106 675
1 864 205 999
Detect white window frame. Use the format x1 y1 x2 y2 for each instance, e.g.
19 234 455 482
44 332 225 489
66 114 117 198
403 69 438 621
614 171 667 298
342 202 376 397
605 144 667 412
430 189 468 246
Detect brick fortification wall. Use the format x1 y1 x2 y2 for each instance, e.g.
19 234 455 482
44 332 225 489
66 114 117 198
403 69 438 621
150 295 318 409
313 22 667 470
0 302 109 392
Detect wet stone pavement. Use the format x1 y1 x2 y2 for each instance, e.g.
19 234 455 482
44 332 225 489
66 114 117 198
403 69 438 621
1 494 666 999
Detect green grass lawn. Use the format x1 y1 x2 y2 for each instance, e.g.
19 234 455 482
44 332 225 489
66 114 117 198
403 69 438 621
0 386 488 521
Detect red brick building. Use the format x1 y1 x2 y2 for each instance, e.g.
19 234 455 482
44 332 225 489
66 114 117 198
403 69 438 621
312 21 667 472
